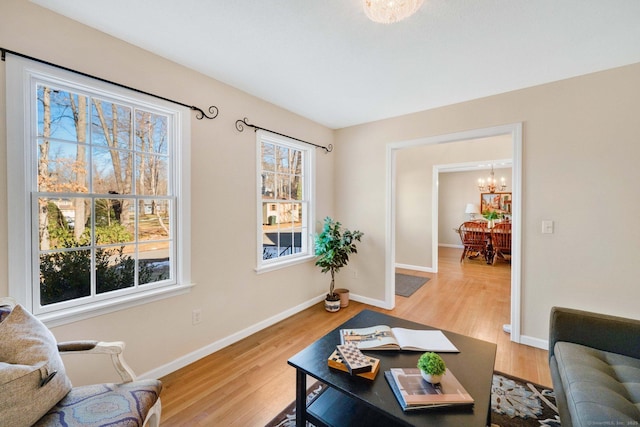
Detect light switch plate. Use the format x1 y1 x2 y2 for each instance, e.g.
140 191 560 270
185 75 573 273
542 220 554 234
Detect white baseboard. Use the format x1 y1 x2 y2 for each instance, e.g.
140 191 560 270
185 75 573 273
350 293 390 310
140 292 548 381
519 334 548 351
395 263 435 273
139 294 325 380
439 243 463 249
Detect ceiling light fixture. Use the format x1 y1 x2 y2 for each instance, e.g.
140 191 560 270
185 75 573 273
477 165 507 193
363 0 425 24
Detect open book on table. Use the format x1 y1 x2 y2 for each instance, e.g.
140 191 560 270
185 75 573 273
340 325 459 352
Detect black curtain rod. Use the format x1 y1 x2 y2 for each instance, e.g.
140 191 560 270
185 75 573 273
235 117 333 153
1 47 219 120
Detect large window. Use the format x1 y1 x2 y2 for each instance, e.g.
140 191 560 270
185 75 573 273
257 131 314 272
6 56 191 323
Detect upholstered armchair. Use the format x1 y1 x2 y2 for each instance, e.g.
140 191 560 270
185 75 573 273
0 298 162 427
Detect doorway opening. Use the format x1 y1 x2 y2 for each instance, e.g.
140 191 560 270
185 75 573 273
434 159 512 268
385 123 522 343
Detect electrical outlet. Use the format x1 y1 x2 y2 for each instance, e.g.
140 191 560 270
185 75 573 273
192 309 202 325
352 269 358 279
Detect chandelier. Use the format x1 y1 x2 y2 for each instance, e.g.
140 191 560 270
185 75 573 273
477 165 507 193
363 0 425 24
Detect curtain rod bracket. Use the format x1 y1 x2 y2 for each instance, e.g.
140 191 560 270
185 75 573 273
1 47 219 121
235 117 333 153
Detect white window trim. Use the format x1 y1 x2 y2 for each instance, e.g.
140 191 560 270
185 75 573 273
6 55 193 326
255 130 315 273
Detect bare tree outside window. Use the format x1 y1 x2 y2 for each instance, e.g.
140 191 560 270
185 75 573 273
259 135 311 267
6 55 190 319
36 85 172 306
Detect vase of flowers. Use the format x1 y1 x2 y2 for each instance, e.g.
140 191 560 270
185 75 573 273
483 210 500 229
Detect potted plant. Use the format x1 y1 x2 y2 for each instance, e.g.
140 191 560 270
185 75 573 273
417 352 446 384
314 217 363 312
482 210 500 229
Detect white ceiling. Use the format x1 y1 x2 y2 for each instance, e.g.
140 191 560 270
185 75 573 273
31 0 640 129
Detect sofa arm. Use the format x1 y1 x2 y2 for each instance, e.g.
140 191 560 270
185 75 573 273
549 306 640 360
57 340 137 383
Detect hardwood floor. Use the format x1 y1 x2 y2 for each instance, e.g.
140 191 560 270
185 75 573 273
158 247 551 426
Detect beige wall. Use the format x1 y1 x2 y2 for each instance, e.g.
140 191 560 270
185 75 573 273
335 63 640 342
0 0 334 384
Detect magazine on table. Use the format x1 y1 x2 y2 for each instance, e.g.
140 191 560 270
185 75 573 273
340 325 459 352
384 368 474 411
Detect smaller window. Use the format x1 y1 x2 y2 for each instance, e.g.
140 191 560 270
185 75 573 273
257 131 314 272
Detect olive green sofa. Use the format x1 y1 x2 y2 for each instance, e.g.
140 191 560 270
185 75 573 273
549 306 640 427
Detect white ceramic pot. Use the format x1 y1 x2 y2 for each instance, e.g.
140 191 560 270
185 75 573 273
324 298 341 312
420 370 443 384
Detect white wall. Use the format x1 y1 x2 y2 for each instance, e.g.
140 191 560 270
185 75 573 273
334 63 640 343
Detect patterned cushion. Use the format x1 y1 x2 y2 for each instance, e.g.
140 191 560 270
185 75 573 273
34 379 162 427
0 304 73 427
0 304 11 322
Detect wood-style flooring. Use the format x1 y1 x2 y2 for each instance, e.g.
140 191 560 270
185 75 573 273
158 247 551 426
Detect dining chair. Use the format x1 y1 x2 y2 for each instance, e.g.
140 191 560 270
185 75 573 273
490 221 512 265
458 221 488 263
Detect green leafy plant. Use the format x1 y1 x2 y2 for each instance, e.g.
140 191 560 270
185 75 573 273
40 246 164 305
482 210 500 221
314 217 363 300
417 352 446 376
39 205 163 305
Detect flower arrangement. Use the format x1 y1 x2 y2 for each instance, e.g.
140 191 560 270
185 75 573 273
482 210 500 221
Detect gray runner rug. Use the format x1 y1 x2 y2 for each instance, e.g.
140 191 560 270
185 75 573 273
395 273 430 297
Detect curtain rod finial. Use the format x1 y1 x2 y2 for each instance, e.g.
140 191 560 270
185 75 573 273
192 105 218 120
235 117 250 132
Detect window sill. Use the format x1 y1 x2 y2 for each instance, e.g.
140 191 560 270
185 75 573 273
255 254 315 274
38 283 195 328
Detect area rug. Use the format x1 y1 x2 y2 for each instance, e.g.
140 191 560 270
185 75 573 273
265 372 560 427
491 372 560 427
395 273 430 297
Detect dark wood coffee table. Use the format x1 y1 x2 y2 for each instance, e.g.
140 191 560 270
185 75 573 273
287 309 497 426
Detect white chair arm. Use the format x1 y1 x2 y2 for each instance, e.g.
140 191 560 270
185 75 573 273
57 340 137 383
0 296 17 308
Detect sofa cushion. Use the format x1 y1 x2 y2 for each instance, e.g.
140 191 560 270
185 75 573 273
554 341 640 425
0 304 73 427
